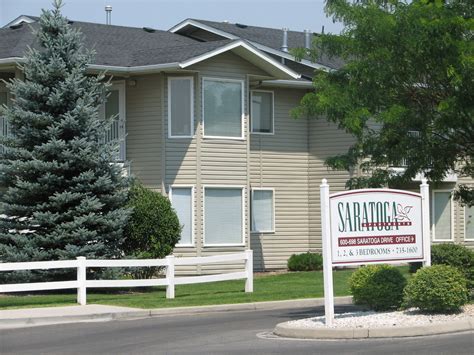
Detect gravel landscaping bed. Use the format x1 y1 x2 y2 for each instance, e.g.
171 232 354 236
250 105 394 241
287 304 474 329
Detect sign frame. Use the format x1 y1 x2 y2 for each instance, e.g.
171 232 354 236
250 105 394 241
320 179 431 326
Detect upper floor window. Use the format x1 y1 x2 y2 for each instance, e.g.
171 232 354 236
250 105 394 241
103 82 126 161
203 78 243 139
251 90 274 134
168 77 193 138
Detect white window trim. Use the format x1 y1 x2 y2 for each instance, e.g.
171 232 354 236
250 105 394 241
464 204 474 241
203 185 246 247
250 187 275 233
250 90 275 135
167 76 194 139
202 77 245 140
432 189 454 242
169 185 195 247
102 81 127 161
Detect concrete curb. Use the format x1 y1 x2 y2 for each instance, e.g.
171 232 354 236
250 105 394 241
274 317 474 339
0 296 353 330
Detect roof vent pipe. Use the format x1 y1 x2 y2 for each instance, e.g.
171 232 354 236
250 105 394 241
281 27 289 53
304 29 311 49
105 5 112 25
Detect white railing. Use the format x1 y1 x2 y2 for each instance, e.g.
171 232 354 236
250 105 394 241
0 250 253 305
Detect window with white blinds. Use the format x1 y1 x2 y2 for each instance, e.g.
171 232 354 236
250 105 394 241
168 77 193 138
204 187 244 245
465 205 474 240
203 78 243 138
170 187 193 246
433 191 453 241
251 189 274 232
103 83 126 161
251 91 274 134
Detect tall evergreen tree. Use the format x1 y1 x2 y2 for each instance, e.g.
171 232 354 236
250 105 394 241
0 1 130 280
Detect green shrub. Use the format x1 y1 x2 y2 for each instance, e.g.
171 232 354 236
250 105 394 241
403 265 469 313
122 182 182 278
287 252 323 271
431 243 474 290
349 264 406 311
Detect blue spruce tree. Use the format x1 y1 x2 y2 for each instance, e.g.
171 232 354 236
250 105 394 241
0 1 130 281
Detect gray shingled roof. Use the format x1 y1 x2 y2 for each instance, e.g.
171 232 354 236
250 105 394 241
0 20 234 67
189 19 343 70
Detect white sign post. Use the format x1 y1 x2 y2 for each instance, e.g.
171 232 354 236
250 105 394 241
320 178 430 325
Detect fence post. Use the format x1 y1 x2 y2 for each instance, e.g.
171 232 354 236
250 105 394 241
245 249 253 293
166 255 175 299
76 256 86 305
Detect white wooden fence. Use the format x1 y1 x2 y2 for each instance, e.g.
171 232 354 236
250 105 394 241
0 250 253 305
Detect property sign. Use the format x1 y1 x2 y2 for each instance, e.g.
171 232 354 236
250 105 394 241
319 180 430 326
329 190 424 265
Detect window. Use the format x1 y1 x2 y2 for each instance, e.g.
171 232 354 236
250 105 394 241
168 77 193 138
251 189 274 233
203 78 243 138
251 91 274 134
103 82 126 161
465 205 474 240
170 187 194 246
204 187 244 245
432 191 453 241
0 90 8 153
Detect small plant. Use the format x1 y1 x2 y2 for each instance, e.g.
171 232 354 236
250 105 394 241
287 252 323 271
403 265 469 313
122 182 181 279
431 243 474 290
349 264 406 311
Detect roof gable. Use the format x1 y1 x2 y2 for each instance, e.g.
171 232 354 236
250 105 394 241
170 19 342 71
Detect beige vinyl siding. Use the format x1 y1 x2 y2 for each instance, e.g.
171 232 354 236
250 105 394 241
249 88 310 270
126 74 162 189
169 52 270 274
308 119 356 252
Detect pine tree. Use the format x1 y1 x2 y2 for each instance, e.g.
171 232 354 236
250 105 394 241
0 1 130 281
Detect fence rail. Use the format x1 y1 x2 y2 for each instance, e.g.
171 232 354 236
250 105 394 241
0 250 253 305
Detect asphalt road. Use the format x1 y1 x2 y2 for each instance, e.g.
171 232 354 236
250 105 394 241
0 305 472 354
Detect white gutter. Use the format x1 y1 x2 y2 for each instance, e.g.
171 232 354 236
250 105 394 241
260 79 313 89
87 62 180 74
0 57 24 65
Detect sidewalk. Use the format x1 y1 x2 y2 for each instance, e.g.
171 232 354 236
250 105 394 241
0 296 353 330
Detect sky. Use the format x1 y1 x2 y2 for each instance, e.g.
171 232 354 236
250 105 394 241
0 0 343 34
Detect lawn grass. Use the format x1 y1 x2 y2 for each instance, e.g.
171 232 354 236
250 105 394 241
0 267 410 310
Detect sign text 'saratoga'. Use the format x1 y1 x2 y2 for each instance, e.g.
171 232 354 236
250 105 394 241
329 190 424 264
